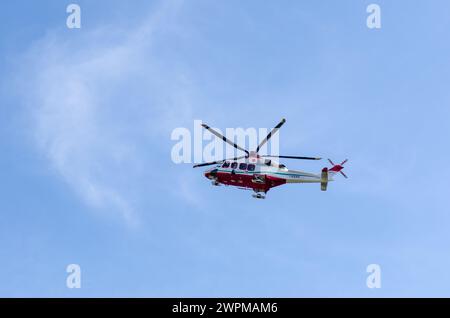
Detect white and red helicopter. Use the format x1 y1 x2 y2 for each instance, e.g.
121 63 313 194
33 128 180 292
193 118 348 199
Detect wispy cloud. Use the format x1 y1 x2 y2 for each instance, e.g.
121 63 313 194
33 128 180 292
15 0 195 224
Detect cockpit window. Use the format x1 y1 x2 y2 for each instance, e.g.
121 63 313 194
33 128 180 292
231 162 238 169
247 164 255 171
222 161 230 168
239 163 247 170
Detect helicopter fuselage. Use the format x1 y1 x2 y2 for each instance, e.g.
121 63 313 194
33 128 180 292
194 118 347 198
204 158 331 194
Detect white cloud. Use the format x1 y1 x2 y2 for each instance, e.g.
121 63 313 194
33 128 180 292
16 0 196 224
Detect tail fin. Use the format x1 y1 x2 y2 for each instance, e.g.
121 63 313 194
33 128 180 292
321 168 328 191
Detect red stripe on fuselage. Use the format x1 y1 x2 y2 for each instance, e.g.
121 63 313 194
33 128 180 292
206 171 286 192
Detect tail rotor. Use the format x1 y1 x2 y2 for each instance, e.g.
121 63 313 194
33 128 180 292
328 158 349 179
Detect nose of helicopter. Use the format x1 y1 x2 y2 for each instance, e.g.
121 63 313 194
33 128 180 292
204 168 217 179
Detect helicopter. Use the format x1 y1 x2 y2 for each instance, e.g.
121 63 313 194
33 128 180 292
193 118 348 199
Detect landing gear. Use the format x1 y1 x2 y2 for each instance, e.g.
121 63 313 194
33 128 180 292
252 193 266 199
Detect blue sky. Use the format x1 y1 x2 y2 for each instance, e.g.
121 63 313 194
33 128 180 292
1 0 450 297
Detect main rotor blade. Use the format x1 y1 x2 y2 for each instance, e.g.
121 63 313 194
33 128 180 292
328 159 335 166
340 171 348 179
193 162 221 168
201 123 249 156
341 159 348 165
262 155 321 160
256 118 286 153
193 156 246 168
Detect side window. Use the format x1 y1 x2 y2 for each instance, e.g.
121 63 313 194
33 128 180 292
247 164 255 171
239 163 247 170
231 162 238 169
222 161 230 168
